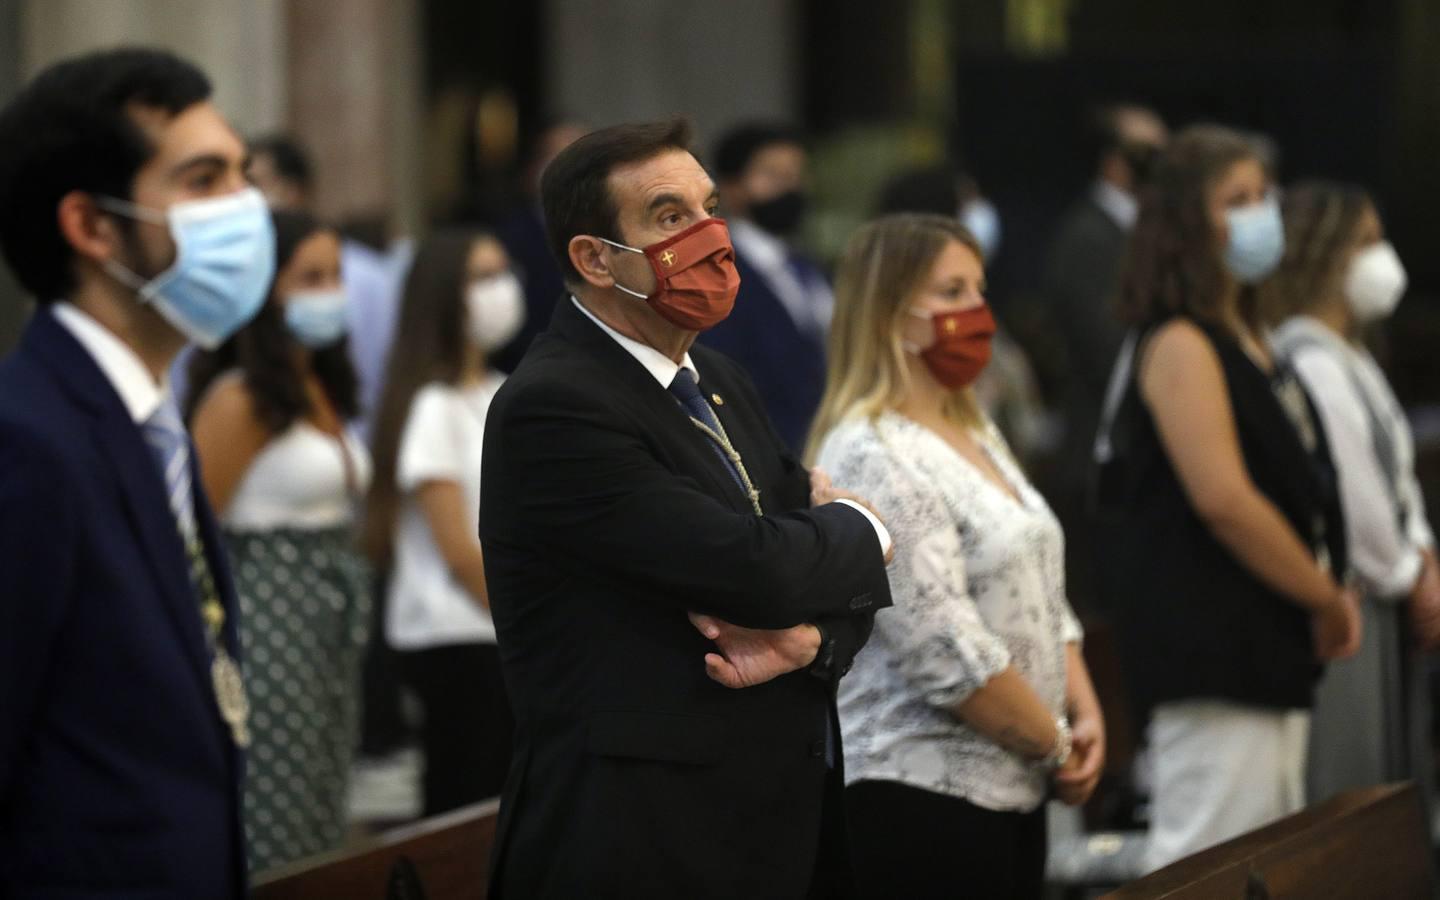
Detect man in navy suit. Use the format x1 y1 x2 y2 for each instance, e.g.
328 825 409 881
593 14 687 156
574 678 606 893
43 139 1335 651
699 123 832 453
0 48 274 898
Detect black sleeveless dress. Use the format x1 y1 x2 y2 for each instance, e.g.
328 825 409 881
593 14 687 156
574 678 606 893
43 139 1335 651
1095 318 1347 716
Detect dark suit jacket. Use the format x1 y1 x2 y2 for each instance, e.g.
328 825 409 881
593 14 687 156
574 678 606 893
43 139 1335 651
480 297 892 899
0 310 245 899
697 248 828 454
1042 197 1130 488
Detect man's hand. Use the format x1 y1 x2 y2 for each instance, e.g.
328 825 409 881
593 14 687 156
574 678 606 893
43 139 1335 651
1053 711 1105 807
809 467 895 564
688 612 821 689
1313 586 1362 661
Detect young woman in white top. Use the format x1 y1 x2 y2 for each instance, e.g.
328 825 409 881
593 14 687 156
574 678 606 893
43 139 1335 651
807 214 1105 899
187 210 373 872
1259 182 1440 803
364 230 524 815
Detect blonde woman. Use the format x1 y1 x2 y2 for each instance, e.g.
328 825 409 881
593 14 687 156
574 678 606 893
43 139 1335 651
808 214 1104 899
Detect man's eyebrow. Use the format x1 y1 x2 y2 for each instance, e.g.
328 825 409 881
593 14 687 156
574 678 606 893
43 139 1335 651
168 153 229 180
645 192 686 215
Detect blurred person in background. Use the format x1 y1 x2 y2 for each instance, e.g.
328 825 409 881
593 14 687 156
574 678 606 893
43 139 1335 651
1094 126 1360 871
809 214 1104 899
245 134 413 442
246 135 413 763
1041 104 1167 613
187 210 372 871
875 164 1056 466
0 47 265 899
1260 182 1440 805
364 229 522 815
700 121 831 452
493 119 590 373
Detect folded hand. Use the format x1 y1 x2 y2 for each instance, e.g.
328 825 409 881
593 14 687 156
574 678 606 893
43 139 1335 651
688 612 821 689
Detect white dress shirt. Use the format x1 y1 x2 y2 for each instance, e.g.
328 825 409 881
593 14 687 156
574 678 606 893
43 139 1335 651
571 296 890 553
729 219 834 338
1273 316 1435 599
1092 180 1139 232
817 410 1083 812
52 302 166 423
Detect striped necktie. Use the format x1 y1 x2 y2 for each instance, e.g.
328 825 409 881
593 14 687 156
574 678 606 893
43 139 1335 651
142 396 197 543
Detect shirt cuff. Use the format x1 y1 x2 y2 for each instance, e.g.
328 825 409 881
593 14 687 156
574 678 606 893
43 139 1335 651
834 498 893 558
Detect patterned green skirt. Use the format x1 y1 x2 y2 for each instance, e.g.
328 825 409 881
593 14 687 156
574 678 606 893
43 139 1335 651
226 525 372 874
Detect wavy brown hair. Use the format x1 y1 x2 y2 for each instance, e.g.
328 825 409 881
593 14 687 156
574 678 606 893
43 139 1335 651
362 229 489 566
184 210 358 431
1117 124 1263 333
1256 181 1373 329
805 214 984 464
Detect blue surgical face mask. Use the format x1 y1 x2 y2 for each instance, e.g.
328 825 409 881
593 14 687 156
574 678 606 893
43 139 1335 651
283 288 349 348
97 187 276 349
959 198 1002 261
1223 195 1285 284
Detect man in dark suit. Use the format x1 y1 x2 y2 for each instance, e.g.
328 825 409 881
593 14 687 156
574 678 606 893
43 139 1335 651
481 119 894 899
0 49 271 898
1040 103 1167 607
698 122 830 453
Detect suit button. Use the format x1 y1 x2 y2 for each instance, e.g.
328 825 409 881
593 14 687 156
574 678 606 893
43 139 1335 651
848 593 871 611
809 740 826 758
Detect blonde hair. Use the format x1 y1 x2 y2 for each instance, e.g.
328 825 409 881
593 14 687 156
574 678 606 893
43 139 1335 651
804 213 985 464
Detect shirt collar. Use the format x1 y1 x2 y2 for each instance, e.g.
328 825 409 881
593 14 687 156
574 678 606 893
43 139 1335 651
570 296 699 389
1092 180 1139 231
51 302 168 423
729 218 788 268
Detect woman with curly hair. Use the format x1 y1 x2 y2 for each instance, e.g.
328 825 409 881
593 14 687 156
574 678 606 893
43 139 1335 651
187 209 371 872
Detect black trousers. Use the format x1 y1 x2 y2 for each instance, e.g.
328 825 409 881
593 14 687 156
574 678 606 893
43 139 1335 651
846 779 1047 900
400 643 514 817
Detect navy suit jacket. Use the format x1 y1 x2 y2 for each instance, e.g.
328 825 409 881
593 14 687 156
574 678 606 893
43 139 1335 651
697 248 827 454
0 310 246 899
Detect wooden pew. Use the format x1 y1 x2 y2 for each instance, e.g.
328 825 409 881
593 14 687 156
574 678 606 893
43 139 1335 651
252 799 500 900
1103 783 1433 899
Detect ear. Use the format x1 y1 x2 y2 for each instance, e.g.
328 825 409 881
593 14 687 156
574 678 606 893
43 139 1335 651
56 190 122 267
568 235 617 291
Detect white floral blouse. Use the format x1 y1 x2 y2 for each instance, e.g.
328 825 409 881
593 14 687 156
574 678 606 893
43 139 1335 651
817 410 1082 812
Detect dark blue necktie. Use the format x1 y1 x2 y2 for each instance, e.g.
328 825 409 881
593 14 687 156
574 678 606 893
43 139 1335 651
667 369 747 496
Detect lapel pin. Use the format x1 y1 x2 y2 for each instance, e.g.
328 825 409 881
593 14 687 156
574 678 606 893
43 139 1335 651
711 393 725 406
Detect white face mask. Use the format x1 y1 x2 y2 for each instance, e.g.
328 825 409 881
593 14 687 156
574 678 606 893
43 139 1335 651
1344 241 1408 324
465 271 525 351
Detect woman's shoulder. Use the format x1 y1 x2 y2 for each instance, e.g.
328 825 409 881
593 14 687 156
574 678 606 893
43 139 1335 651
814 414 890 470
191 369 259 428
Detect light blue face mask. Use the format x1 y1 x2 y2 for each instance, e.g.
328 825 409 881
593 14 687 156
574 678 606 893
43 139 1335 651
98 186 276 349
959 198 1002 261
1223 195 1285 284
283 288 349 348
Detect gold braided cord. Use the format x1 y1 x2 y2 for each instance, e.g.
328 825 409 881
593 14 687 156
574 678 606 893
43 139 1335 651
687 416 764 517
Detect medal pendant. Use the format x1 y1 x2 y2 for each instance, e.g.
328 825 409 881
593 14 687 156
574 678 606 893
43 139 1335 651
211 652 252 748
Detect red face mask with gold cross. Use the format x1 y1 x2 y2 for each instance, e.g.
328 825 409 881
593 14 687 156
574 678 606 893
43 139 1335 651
599 217 742 331
908 304 997 389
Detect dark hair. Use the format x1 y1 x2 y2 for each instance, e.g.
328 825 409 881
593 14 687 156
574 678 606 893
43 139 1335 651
249 133 315 194
540 118 693 283
1117 124 1262 331
875 164 964 217
712 121 804 181
184 209 359 431
0 47 211 302
363 229 490 565
1257 181 1373 328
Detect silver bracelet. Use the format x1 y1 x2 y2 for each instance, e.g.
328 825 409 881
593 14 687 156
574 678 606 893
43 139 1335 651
1038 716 1073 771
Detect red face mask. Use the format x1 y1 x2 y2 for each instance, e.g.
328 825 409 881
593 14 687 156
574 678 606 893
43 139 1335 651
909 304 996 389
600 217 742 331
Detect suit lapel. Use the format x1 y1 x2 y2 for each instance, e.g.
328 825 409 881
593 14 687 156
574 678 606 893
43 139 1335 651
550 298 756 512
26 312 215 689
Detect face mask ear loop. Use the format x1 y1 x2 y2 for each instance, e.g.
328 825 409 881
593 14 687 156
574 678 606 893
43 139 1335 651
95 195 168 226
595 236 650 301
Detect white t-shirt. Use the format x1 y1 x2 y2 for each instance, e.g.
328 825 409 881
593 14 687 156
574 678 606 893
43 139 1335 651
385 376 504 649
